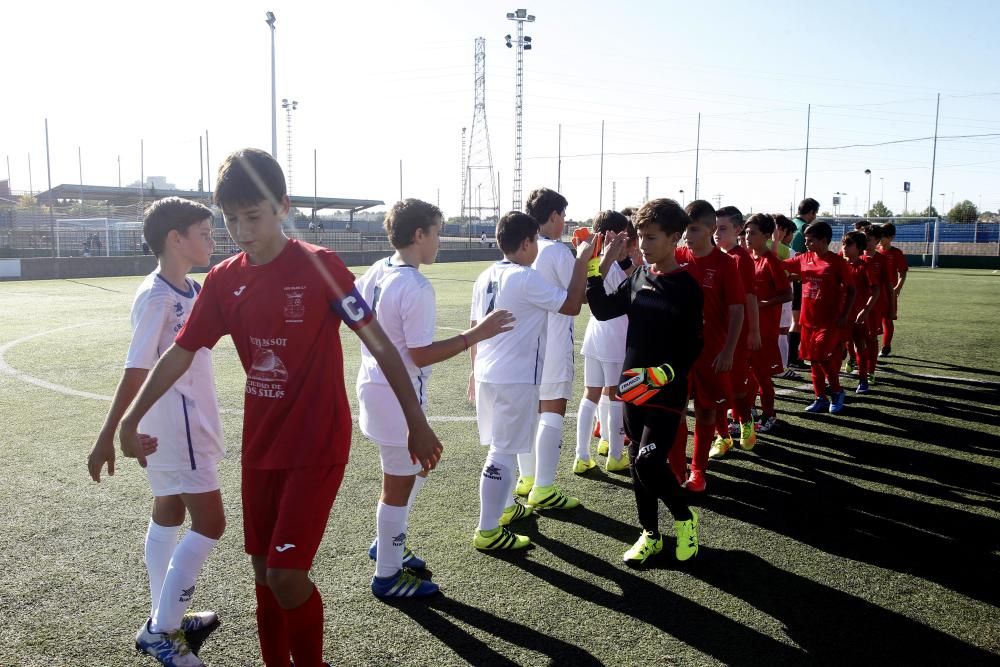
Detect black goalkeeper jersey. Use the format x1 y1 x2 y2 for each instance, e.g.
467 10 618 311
587 265 704 403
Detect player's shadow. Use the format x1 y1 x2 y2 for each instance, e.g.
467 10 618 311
576 468 634 492
705 454 1000 607
881 355 1000 380
389 596 602 666
513 534 808 665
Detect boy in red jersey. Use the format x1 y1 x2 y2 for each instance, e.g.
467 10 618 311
877 222 908 357
742 214 791 433
862 226 890 381
782 221 856 415
119 148 442 667
673 200 744 492
710 206 760 457
841 231 881 394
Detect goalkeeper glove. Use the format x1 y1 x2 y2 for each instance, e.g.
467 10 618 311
618 364 676 405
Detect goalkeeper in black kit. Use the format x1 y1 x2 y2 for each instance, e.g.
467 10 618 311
586 198 704 565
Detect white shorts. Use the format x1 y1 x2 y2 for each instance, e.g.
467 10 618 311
583 356 622 388
378 443 422 476
780 301 793 329
476 382 539 454
357 378 428 447
146 464 220 497
539 381 574 401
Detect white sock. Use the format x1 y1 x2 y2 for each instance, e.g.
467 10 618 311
597 396 611 444
144 520 180 620
533 412 564 488
478 451 516 531
575 397 599 460
779 335 789 369
375 502 408 578
151 531 217 633
517 450 536 479
405 474 427 521
608 399 626 460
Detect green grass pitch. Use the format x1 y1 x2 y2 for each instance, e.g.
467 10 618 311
0 264 998 665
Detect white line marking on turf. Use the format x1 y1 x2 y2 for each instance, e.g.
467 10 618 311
0 323 477 421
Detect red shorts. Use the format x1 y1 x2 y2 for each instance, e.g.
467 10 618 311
749 337 783 380
800 325 844 362
689 359 732 409
242 464 346 570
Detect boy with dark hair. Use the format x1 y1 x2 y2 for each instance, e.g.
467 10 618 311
710 206 760 457
575 210 634 473
469 211 590 550
357 199 513 598
841 231 880 394
788 198 820 370
518 187 587 511
119 148 442 667
675 200 745 492
586 198 702 564
877 222 908 356
862 225 890 383
743 214 791 433
89 197 222 667
782 221 856 414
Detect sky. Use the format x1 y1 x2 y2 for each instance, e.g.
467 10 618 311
3 0 999 219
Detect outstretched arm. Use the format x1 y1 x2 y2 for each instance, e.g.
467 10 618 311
409 309 514 368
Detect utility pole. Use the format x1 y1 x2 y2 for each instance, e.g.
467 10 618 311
803 103 811 198
645 176 649 203
694 112 701 199
557 123 562 192
599 119 605 210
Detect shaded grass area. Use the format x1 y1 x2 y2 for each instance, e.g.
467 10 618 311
0 265 997 666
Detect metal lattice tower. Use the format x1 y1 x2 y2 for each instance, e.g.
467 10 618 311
505 9 534 212
465 38 498 226
282 98 297 194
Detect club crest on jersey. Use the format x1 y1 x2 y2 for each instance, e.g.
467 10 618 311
174 302 184 316
283 285 306 322
703 268 717 288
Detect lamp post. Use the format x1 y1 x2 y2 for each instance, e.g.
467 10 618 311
266 11 277 158
793 178 799 217
506 8 535 211
679 189 684 206
282 98 298 194
864 169 872 214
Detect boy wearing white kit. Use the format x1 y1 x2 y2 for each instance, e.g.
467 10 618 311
469 212 590 550
575 210 637 474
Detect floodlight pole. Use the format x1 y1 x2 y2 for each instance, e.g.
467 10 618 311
45 119 56 257
266 12 277 159
928 93 941 268
506 8 535 211
694 112 701 199
803 104 811 199
864 168 872 213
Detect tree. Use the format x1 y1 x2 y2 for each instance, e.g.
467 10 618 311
919 205 938 217
946 200 978 224
866 201 893 218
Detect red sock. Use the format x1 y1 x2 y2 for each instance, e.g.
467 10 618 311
282 586 324 667
715 409 729 438
882 319 894 347
693 418 715 473
255 584 290 667
759 375 775 417
867 335 879 373
735 393 752 423
810 363 826 397
669 416 688 484
823 356 842 392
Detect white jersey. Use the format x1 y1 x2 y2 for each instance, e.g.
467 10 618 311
532 236 577 383
581 261 629 363
471 260 566 384
125 271 224 471
356 257 436 387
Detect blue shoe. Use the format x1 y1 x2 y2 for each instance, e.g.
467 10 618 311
829 390 846 414
855 380 869 395
804 398 830 413
371 568 440 599
369 538 426 570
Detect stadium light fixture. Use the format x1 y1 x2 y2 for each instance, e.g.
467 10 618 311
507 8 535 211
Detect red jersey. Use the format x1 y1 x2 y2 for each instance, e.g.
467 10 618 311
676 246 745 358
176 239 372 470
726 245 756 341
879 245 908 287
752 250 791 338
863 250 891 314
782 251 853 329
846 258 875 321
